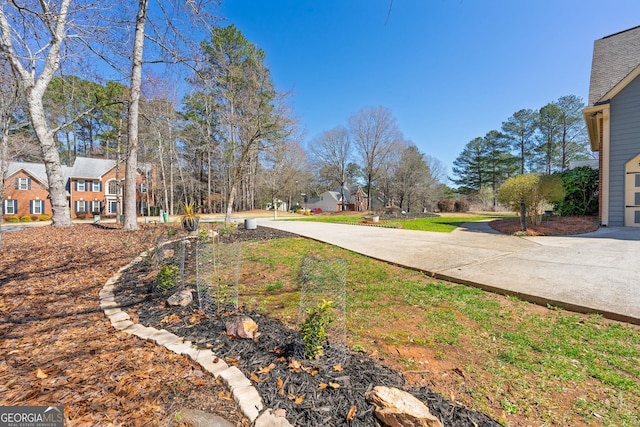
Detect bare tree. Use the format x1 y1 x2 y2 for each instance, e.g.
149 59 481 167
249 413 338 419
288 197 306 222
121 0 149 231
310 126 352 211
393 143 431 212
0 0 75 226
120 0 218 230
0 62 24 246
348 106 401 209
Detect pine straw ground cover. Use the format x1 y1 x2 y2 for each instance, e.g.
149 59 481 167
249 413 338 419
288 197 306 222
0 224 248 426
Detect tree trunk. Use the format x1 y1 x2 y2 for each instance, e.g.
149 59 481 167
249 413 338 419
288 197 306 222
30 95 73 226
123 0 149 231
0 0 73 227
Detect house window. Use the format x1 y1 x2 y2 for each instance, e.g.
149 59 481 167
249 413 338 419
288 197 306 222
90 200 101 213
31 200 44 215
75 200 87 213
107 180 119 195
140 182 147 193
3 199 17 215
76 180 86 192
15 177 31 190
91 180 101 192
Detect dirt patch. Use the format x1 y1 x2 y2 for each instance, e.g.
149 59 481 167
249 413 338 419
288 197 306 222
489 215 599 236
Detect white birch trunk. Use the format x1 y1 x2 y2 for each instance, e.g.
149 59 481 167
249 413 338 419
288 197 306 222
0 1 73 227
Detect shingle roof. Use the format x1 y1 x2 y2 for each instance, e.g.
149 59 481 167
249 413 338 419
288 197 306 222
70 157 116 179
589 26 640 106
6 161 71 187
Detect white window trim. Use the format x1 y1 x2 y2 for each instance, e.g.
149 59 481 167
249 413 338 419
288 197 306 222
77 180 86 192
91 180 101 192
18 177 29 190
106 179 119 196
4 200 16 215
32 200 44 215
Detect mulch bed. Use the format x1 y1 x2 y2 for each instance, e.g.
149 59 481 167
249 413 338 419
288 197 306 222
115 226 502 427
489 215 599 236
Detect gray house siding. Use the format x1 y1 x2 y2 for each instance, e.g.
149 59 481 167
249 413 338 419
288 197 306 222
609 74 640 226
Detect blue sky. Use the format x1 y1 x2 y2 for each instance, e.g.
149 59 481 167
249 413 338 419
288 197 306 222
220 1 640 179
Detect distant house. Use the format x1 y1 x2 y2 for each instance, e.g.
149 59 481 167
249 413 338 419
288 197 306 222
583 26 640 227
3 162 57 218
3 157 151 219
306 186 368 212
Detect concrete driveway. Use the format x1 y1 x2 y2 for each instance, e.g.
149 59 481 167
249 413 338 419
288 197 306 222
259 220 640 324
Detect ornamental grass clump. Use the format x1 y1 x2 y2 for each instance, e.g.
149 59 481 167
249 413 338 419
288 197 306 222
180 201 200 232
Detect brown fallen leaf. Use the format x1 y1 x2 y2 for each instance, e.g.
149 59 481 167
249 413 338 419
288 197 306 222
218 390 232 401
294 395 305 404
36 368 48 379
258 363 275 374
333 363 343 372
288 359 302 372
249 372 262 383
328 382 340 389
276 377 284 389
318 383 328 390
346 405 357 421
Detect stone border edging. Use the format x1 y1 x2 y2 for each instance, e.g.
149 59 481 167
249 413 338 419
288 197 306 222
100 246 292 427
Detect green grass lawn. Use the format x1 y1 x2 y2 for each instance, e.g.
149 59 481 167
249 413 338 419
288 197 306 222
292 213 514 232
240 237 640 427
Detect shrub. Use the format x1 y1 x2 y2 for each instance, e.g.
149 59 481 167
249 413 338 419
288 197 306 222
20 215 33 222
30 215 39 221
76 211 87 220
554 166 599 216
38 214 51 221
454 199 470 212
5 216 19 223
156 263 180 293
498 174 565 225
300 299 335 359
437 200 455 212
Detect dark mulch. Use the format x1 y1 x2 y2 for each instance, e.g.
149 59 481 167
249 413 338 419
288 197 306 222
115 226 501 427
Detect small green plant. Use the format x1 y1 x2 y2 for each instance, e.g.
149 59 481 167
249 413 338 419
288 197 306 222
352 344 365 352
20 215 32 222
38 214 51 221
157 263 180 293
265 280 284 291
217 222 237 238
300 299 335 359
197 228 209 241
6 216 19 223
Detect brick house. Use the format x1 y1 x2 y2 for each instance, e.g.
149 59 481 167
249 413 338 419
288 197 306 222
3 162 56 218
3 157 151 220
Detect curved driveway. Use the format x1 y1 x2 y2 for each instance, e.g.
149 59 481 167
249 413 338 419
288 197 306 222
259 220 640 324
